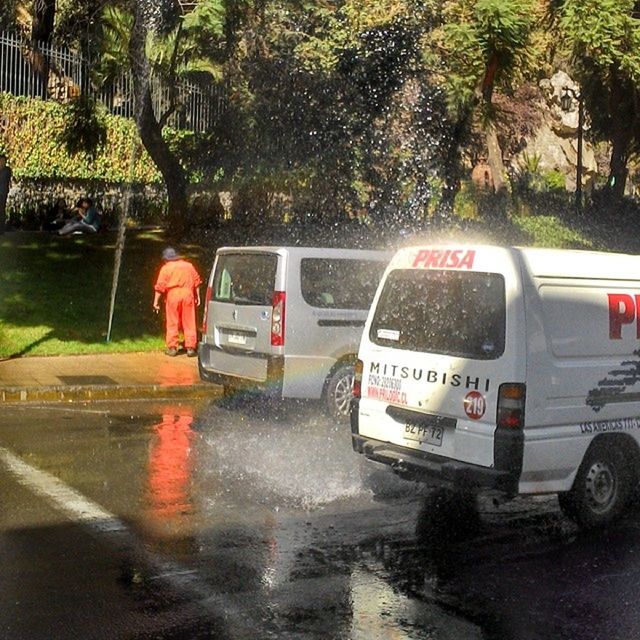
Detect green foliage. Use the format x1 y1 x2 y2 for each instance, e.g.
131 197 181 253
437 0 538 110
0 93 161 183
511 152 566 194
543 169 566 192
95 0 225 84
560 0 640 82
454 181 481 219
94 5 133 85
59 95 108 158
514 215 596 249
0 0 17 30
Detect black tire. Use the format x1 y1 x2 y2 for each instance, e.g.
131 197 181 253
558 441 632 529
325 363 355 421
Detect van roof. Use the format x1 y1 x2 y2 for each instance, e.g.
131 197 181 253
215 246 391 260
517 246 640 280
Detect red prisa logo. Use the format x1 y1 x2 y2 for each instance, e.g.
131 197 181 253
608 293 640 339
412 249 476 270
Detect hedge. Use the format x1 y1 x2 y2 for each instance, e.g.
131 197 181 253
0 92 162 184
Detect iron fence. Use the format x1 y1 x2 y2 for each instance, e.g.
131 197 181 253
0 30 225 133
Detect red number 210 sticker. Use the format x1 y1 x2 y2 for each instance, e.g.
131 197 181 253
464 391 486 420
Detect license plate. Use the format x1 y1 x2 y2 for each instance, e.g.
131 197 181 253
228 333 247 345
403 422 444 447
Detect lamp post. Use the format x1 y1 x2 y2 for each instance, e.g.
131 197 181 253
561 86 584 214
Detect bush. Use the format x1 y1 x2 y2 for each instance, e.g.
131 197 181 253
0 92 161 183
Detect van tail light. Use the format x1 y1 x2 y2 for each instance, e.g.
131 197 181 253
353 359 363 399
497 383 526 429
201 285 213 333
271 291 286 346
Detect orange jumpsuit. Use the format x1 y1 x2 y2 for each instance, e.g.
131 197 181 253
154 259 203 350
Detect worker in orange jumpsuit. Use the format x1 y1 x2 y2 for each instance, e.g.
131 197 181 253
153 247 203 357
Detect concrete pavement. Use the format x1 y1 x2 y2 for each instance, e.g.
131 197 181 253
0 351 221 403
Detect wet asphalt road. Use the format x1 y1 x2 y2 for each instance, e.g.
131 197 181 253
2 396 640 640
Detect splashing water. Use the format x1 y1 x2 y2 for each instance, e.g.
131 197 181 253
195 401 366 509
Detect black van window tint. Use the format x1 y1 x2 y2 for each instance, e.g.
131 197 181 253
301 258 385 310
213 254 278 306
370 269 506 360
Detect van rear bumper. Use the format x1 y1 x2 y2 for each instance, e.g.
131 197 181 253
198 343 284 396
352 434 518 494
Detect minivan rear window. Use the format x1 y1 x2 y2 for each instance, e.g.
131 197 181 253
213 253 278 306
370 269 506 360
301 258 386 310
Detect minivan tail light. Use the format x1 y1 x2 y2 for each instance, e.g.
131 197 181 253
497 383 526 429
271 291 286 346
201 284 213 333
353 359 364 399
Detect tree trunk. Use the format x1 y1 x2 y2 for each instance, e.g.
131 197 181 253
30 0 56 98
477 54 506 196
485 121 506 194
606 69 634 199
128 4 189 236
436 110 471 221
32 0 55 41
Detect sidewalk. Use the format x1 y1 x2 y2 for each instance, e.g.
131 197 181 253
0 352 221 403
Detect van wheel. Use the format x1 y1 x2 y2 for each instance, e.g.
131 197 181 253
558 441 632 529
325 363 355 421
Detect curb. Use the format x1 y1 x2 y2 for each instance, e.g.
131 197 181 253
0 383 222 404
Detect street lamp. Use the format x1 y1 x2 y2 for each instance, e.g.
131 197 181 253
561 86 584 214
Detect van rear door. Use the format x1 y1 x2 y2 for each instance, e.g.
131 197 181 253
207 250 280 358
358 246 525 470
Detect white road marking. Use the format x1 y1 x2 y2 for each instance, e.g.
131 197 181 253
12 406 110 415
0 446 126 533
0 445 260 638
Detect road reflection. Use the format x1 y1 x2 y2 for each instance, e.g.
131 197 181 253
156 359 200 386
145 407 195 525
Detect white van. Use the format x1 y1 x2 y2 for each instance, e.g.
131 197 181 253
353 244 640 528
198 246 390 418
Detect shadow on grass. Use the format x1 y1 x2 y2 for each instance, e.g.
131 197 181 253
0 230 210 358
0 329 55 361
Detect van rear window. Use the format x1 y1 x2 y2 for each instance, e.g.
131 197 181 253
301 258 386 310
370 269 506 360
213 253 277 306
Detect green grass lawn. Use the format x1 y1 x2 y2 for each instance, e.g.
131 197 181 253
0 229 212 358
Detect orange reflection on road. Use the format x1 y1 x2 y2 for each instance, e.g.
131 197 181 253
146 406 195 524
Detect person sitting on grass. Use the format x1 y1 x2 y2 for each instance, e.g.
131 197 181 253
58 197 100 236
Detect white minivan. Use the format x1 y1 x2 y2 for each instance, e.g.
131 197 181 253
353 243 640 527
198 246 390 418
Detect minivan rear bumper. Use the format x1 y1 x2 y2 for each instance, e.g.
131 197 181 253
198 343 284 396
352 434 518 494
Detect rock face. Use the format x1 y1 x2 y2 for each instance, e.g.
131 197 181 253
515 70 597 193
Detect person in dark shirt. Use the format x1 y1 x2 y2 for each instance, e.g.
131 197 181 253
0 154 12 235
59 197 101 236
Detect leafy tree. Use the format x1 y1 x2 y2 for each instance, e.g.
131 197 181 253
95 0 226 233
434 0 539 195
217 0 458 227
0 0 18 30
554 0 640 199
